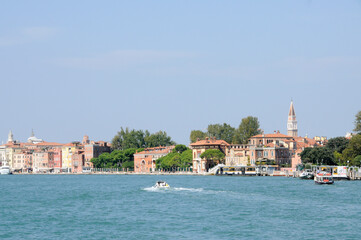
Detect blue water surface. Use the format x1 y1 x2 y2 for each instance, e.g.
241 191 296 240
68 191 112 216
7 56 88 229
0 175 360 240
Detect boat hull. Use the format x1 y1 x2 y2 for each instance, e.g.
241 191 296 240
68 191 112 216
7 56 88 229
0 169 11 175
315 181 334 185
299 174 314 180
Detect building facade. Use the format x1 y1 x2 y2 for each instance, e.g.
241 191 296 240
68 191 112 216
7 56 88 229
134 146 175 173
190 138 229 173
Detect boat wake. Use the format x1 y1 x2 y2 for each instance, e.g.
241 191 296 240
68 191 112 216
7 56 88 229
143 186 228 195
143 186 204 193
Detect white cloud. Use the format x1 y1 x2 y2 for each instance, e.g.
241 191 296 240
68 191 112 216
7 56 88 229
0 27 57 46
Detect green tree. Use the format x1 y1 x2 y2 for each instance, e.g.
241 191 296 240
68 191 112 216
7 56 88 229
326 137 349 154
156 147 193 169
352 155 361 167
180 149 192 168
122 161 134 169
91 148 140 168
112 127 175 150
112 127 147 150
144 130 175 147
333 151 345 166
173 144 188 153
300 147 335 165
234 116 261 144
190 130 206 143
206 123 235 143
157 152 180 169
300 147 313 164
342 134 361 164
200 149 225 166
354 111 361 134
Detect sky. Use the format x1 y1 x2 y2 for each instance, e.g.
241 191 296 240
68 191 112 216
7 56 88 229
1 0 361 145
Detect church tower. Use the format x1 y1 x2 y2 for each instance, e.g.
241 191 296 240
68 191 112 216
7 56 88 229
7 130 14 143
287 101 298 137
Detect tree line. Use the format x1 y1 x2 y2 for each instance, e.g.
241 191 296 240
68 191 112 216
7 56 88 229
301 111 361 166
112 127 175 150
91 148 142 169
189 116 261 144
155 145 192 169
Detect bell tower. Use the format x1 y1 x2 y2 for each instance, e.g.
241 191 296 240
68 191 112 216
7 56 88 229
7 130 14 143
287 101 298 137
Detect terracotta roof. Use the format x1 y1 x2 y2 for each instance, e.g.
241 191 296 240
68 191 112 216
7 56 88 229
293 137 318 145
34 142 64 146
251 133 292 138
135 146 174 155
190 139 230 146
265 143 276 147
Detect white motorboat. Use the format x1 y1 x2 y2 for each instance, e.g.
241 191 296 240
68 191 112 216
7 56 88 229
299 169 314 180
154 181 170 188
314 171 334 185
0 160 11 175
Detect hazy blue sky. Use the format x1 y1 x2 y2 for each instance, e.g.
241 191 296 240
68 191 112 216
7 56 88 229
1 0 361 144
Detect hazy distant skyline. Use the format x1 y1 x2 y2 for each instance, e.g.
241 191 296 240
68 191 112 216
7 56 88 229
1 0 361 144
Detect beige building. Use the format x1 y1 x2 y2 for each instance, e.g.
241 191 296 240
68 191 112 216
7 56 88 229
190 138 229 173
225 144 250 166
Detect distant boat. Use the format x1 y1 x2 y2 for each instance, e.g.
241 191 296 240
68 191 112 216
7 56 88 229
299 170 314 180
0 160 11 175
314 171 334 184
154 181 170 188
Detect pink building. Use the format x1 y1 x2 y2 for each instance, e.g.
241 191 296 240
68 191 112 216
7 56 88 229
134 146 175 173
33 151 54 173
51 148 62 172
84 140 111 168
72 148 85 173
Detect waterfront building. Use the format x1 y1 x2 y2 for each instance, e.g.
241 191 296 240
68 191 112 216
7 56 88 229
190 137 229 173
72 148 85 173
13 150 33 172
4 142 25 169
84 139 111 169
249 131 294 146
134 146 175 173
249 142 291 166
225 144 250 166
33 150 55 173
62 143 79 172
0 145 6 166
52 147 63 173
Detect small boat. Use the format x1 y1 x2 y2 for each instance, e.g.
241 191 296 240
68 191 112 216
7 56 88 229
314 171 334 184
299 169 314 180
154 181 170 188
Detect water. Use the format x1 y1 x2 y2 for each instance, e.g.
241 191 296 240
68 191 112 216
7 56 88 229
1 175 361 239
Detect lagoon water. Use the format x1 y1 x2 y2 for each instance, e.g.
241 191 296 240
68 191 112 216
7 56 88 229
1 175 361 239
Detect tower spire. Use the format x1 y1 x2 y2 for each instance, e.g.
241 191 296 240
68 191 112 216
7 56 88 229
287 100 298 137
289 100 296 117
